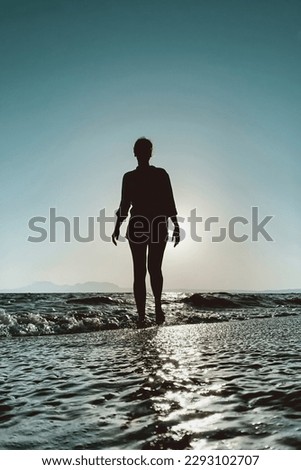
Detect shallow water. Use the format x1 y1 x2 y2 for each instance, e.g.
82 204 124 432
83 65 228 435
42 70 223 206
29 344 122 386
0 315 300 450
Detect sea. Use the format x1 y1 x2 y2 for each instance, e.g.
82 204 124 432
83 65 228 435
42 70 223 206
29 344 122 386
0 291 300 450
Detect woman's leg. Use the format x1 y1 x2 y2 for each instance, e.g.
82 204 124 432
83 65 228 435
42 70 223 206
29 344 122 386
129 241 148 320
147 241 167 322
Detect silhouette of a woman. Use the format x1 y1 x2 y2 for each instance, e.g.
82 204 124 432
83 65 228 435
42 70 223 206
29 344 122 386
112 138 180 326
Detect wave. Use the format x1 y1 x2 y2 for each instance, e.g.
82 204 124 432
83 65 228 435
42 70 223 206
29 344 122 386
66 296 117 305
0 307 134 338
182 292 301 309
0 292 300 338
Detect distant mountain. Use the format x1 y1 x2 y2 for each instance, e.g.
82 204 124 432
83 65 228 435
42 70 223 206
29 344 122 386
0 281 127 293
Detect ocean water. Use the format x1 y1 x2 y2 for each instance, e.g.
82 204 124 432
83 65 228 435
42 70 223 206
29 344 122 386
0 291 300 337
0 292 300 449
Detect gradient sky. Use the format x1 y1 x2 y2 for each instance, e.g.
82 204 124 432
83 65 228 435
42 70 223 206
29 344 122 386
1 0 300 291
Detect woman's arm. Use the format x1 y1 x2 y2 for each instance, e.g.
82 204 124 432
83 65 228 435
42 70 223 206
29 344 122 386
164 171 180 247
170 215 180 247
112 174 131 246
112 214 122 246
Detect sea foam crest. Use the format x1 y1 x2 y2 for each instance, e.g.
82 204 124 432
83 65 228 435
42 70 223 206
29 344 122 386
0 308 14 336
0 307 134 337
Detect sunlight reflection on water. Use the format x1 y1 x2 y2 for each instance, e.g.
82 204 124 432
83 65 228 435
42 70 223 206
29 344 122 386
131 320 301 449
0 317 300 449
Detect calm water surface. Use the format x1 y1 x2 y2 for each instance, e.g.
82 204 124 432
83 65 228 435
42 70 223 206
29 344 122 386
0 314 300 450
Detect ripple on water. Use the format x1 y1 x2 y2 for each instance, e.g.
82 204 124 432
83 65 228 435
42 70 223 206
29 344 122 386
0 316 300 449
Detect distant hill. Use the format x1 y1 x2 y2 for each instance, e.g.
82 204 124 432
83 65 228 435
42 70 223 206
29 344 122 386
0 281 128 293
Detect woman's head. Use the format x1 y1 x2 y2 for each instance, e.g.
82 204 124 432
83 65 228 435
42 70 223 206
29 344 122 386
133 137 153 160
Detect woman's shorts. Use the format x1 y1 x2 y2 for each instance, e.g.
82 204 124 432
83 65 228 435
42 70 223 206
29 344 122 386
126 215 168 244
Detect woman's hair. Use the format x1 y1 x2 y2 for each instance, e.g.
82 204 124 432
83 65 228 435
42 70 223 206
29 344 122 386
133 137 153 157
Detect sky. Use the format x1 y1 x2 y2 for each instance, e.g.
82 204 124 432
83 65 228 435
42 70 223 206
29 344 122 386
0 0 300 291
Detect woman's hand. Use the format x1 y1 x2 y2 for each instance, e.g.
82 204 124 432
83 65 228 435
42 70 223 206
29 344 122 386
112 226 120 246
172 225 180 247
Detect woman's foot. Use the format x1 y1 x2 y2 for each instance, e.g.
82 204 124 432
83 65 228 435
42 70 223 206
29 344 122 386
137 318 147 328
155 307 165 325
137 311 146 328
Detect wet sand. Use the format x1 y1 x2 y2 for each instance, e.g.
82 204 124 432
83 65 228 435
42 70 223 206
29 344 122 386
0 315 300 450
